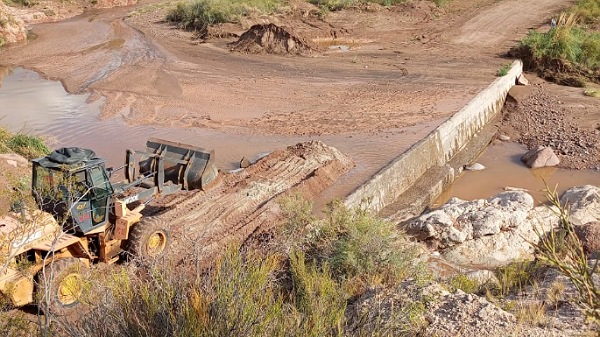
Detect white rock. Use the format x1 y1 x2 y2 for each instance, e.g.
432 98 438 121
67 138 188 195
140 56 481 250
516 74 530 86
465 163 486 171
521 146 560 169
560 185 600 225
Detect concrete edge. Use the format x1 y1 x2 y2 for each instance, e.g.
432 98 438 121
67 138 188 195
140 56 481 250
344 60 523 214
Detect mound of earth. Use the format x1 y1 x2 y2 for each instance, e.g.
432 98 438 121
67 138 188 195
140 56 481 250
229 23 317 55
0 1 27 46
144 140 354 262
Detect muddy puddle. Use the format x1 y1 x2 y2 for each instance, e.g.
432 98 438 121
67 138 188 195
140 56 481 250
0 67 439 206
435 142 600 206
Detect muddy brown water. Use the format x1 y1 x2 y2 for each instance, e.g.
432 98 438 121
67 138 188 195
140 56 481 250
435 142 600 206
0 67 438 208
3 68 596 212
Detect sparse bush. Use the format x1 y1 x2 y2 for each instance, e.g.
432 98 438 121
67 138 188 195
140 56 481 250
289 251 347 337
4 0 37 8
514 300 548 326
496 63 511 76
570 0 600 25
515 12 600 85
166 0 286 31
278 194 315 253
448 274 479 294
534 187 600 324
308 0 448 11
584 88 600 97
483 261 546 298
0 127 49 159
310 201 423 293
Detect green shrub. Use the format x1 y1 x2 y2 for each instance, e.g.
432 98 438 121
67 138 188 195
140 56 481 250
166 0 286 31
5 134 50 159
306 201 424 293
518 13 600 77
570 0 600 25
289 251 347 337
0 127 49 159
448 274 479 294
496 63 511 76
487 261 546 297
534 187 600 324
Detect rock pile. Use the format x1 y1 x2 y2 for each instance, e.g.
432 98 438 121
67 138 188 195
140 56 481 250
406 186 600 268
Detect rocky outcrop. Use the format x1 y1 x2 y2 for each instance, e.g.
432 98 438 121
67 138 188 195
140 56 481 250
521 146 560 168
560 185 600 226
574 221 600 256
0 1 27 46
406 187 600 268
406 191 538 248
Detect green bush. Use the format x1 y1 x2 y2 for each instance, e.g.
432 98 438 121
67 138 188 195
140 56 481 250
570 0 600 25
516 13 600 84
166 0 286 31
0 127 49 159
67 248 352 337
534 187 600 324
289 251 347 337
448 274 479 294
304 201 424 293
496 63 511 77
486 261 545 297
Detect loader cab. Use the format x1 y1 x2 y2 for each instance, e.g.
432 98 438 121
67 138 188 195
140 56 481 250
32 148 114 234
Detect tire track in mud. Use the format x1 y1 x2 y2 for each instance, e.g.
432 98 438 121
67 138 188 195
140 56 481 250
143 141 354 262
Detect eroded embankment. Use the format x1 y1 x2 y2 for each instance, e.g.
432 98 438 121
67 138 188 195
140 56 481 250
345 61 523 220
143 140 354 261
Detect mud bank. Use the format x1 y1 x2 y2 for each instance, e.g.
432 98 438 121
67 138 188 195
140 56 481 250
345 61 523 220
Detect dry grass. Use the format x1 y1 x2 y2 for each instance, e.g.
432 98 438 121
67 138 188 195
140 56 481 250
534 187 600 324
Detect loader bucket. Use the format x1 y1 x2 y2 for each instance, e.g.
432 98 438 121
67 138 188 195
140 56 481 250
140 138 219 191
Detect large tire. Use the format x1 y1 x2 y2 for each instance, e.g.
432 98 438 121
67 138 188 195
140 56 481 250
126 217 170 260
36 258 87 316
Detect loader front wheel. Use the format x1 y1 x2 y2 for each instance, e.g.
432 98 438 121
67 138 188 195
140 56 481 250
36 258 87 315
127 218 170 260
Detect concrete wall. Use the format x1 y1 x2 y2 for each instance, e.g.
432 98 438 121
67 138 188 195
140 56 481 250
344 60 523 213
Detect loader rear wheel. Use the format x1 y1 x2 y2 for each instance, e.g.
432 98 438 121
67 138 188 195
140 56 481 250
127 218 170 260
36 258 87 315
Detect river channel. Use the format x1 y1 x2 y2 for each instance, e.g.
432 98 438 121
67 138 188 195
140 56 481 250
1 67 598 211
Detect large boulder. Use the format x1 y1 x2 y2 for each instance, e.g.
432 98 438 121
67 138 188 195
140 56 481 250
442 206 556 268
521 146 560 169
574 221 600 256
407 186 600 268
560 185 600 226
406 191 558 268
406 191 534 249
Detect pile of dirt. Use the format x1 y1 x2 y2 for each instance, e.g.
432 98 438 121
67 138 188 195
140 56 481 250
499 83 600 170
229 23 318 55
145 140 354 262
0 1 27 46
